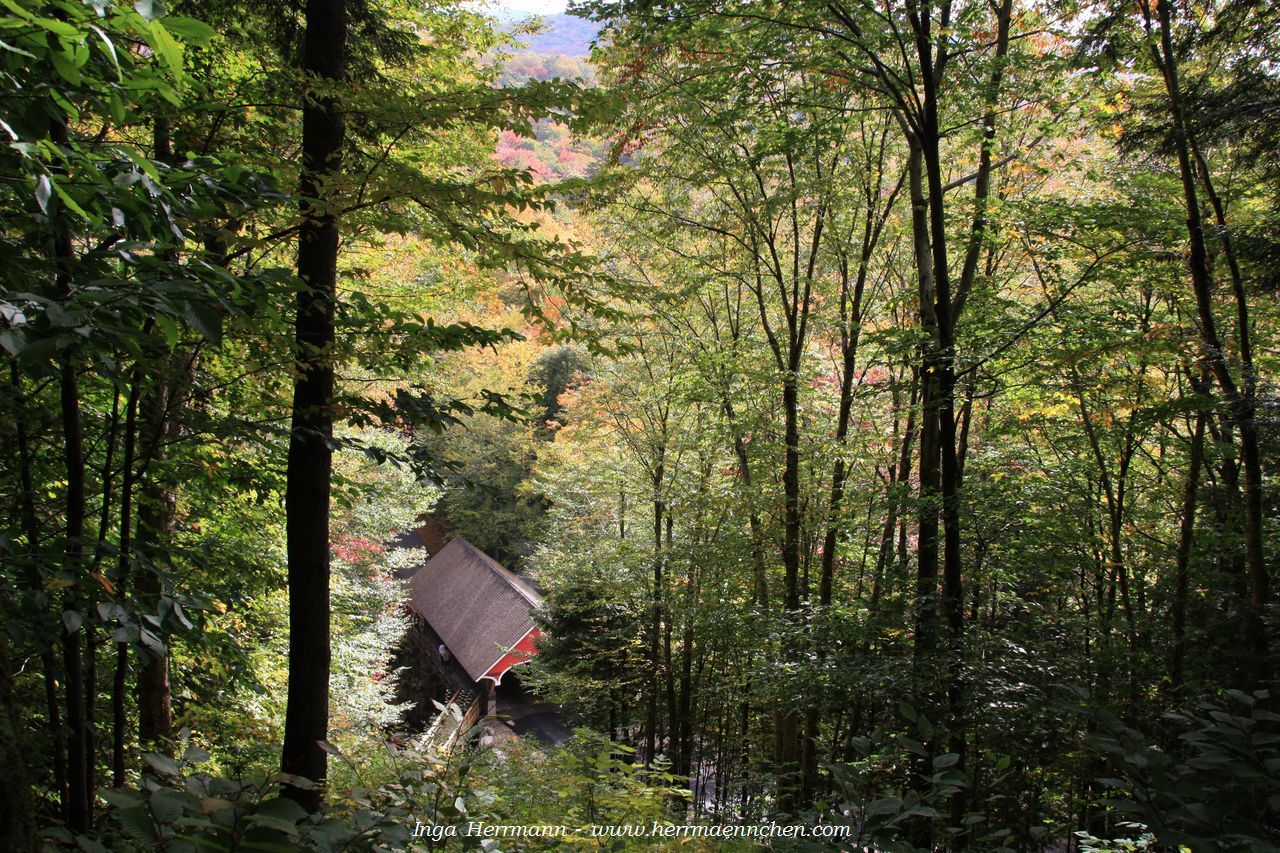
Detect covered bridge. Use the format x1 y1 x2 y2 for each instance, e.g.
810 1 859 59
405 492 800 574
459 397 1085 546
407 537 542 715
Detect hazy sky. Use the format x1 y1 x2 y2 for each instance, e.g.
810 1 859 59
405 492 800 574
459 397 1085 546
486 0 570 15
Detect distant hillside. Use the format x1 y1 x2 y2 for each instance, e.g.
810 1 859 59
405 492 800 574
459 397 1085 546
509 13 599 57
491 13 605 182
498 52 595 86
493 51 607 181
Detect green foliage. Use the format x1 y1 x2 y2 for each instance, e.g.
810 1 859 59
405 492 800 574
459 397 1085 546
475 730 690 846
828 727 967 852
57 735 478 852
1087 690 1280 850
2 0 1278 845
66 729 690 852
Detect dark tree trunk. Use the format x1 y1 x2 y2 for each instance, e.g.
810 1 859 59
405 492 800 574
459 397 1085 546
135 355 188 750
112 374 143 785
773 371 803 812
1171 407 1206 695
59 353 90 831
724 396 769 610
907 136 943 716
645 458 664 768
281 0 346 812
0 635 37 851
134 120 180 754
50 112 92 832
136 483 175 747
11 361 68 818
1149 0 1269 670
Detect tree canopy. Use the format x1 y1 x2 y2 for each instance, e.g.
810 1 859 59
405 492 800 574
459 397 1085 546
1 0 1277 850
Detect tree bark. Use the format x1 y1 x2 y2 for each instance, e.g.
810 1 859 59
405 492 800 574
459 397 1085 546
50 112 92 832
1149 0 1269 663
1171 406 1206 695
10 361 68 818
0 634 37 851
112 373 142 785
135 354 189 750
281 0 346 812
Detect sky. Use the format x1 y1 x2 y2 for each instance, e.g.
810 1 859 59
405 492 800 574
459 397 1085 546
483 0 570 16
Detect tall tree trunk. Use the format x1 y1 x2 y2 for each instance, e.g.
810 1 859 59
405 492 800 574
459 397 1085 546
133 121 180 754
774 370 803 812
1171 406 1206 695
281 0 346 811
662 513 677 762
135 473 176 748
11 361 68 818
135 353 189 750
111 374 142 785
723 396 769 610
871 369 918 625
907 135 943 722
803 200 884 801
50 112 92 832
59 355 90 831
0 634 37 851
1149 0 1269 667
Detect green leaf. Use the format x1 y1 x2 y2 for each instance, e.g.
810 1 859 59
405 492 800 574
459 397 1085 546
143 752 182 777
0 37 36 58
114 807 159 844
155 313 180 350
162 16 215 46
182 300 222 346
139 628 165 656
100 789 144 809
51 180 92 222
89 25 120 77
864 797 902 817
73 835 110 853
147 20 183 77
245 814 300 836
50 46 82 85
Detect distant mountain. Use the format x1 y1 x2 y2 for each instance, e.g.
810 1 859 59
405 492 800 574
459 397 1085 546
508 13 600 57
490 12 606 182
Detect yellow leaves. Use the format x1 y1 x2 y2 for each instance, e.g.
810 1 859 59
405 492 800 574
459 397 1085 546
200 797 235 816
1017 391 1074 422
46 572 116 594
90 570 116 595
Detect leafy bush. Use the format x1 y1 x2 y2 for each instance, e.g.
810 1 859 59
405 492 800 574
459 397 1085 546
1088 689 1280 851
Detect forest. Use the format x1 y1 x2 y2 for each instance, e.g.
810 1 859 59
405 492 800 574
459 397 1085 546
0 0 1276 850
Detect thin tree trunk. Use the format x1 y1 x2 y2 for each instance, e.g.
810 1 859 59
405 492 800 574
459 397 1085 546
281 0 346 811
135 477 175 748
0 634 38 851
111 374 142 786
11 361 68 818
645 458 664 768
50 111 92 832
1149 0 1269 660
135 348 193 749
1171 406 1206 695
59 352 90 831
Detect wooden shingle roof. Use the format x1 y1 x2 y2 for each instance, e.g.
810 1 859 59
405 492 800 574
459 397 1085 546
407 538 541 683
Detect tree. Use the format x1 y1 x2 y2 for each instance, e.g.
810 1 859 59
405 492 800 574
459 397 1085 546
280 0 347 812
